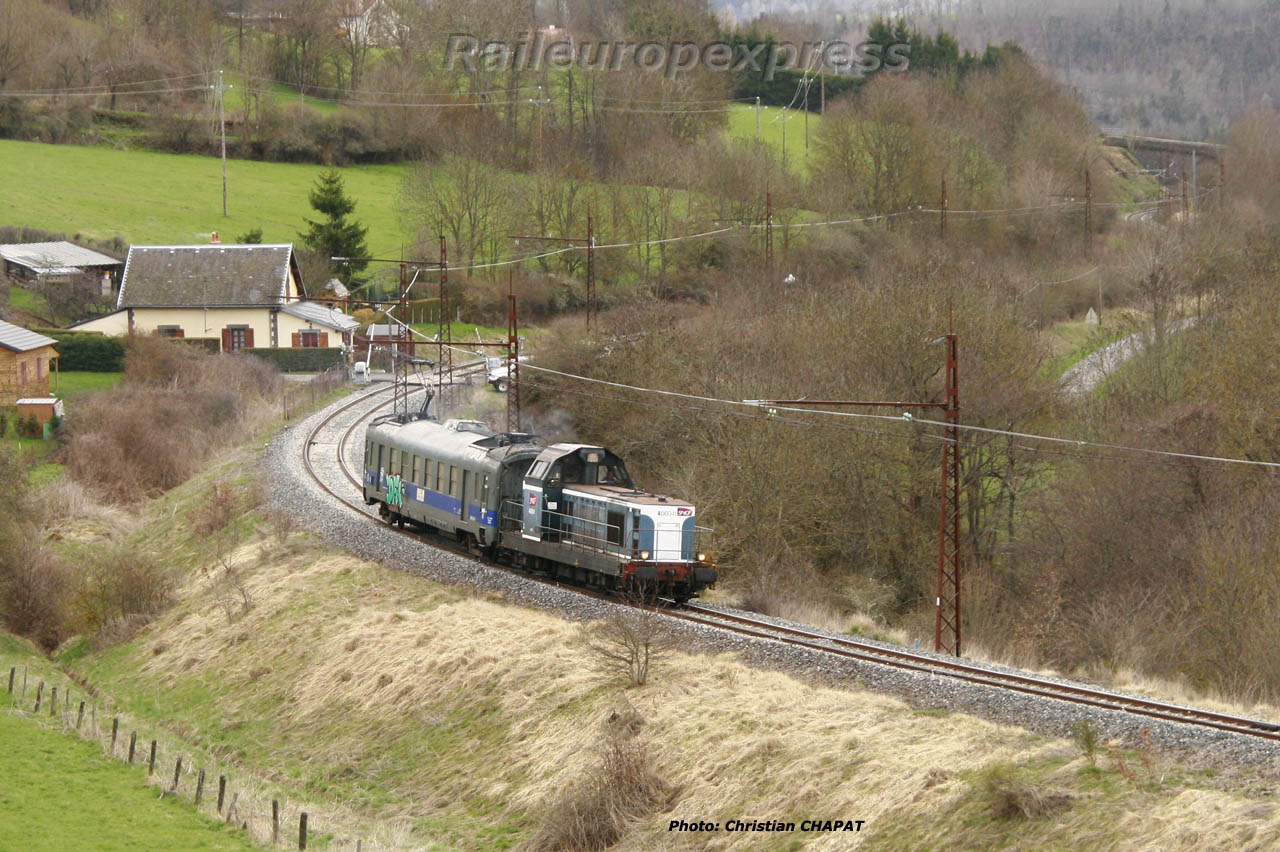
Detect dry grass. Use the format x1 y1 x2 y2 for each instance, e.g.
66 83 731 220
80 532 1280 852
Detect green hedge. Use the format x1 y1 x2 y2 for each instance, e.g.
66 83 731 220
33 329 124 372
246 347 345 372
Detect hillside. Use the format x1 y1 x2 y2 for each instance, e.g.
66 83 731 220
0 401 1272 852
0 139 411 255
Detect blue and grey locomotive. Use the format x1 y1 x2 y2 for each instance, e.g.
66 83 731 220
362 417 716 601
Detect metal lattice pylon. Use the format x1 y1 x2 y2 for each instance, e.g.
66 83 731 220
934 334 962 656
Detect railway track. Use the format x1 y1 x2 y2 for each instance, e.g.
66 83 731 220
300 382 1280 745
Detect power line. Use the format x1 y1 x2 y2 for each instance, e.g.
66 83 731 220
518 363 1280 472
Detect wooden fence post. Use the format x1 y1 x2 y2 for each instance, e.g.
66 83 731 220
225 792 238 824
111 717 119 753
7 666 13 693
34 681 43 713
128 731 137 763
299 812 307 850
21 667 27 698
76 701 85 730
171 756 183 791
272 799 280 844
49 686 56 716
217 775 227 813
148 740 157 775
195 769 206 806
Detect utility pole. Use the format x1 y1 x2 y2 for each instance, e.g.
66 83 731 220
1084 168 1092 239
586 213 597 330
1191 149 1198 217
755 96 761 148
939 175 948 241
1219 159 1226 214
437 235 452 412
507 278 521 434
765 191 774 274
216 70 229 217
803 77 810 152
744 334 964 656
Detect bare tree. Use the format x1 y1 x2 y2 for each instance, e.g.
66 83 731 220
584 598 674 686
401 151 510 273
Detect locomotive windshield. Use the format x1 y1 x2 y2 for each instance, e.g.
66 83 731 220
528 446 634 489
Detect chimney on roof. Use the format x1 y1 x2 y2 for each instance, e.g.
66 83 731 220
210 231 221 244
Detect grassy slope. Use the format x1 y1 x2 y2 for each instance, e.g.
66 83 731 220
727 102 820 176
6 436 1272 851
0 639 257 852
0 138 410 256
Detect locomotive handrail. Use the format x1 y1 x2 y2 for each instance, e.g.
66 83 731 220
500 499 705 562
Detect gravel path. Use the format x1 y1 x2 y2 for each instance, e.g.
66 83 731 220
266 386 1280 776
1059 317 1198 397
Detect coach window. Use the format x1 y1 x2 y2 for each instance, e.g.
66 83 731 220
391 448 401 477
448 466 459 498
410 455 420 484
434 461 444 492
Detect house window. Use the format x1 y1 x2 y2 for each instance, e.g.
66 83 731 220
157 326 183 338
223 326 250 353
299 329 321 348
19 361 27 385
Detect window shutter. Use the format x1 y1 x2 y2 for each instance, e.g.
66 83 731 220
176 329 184 339
245 328 255 348
221 328 231 352
319 332 329 347
291 332 301 348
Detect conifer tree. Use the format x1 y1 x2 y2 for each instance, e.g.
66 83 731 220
300 169 369 287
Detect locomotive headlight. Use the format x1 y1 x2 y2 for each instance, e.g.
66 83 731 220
639 550 650 560
697 552 708 563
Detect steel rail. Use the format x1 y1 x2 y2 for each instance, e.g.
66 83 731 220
676 603 1280 740
301 387 1280 743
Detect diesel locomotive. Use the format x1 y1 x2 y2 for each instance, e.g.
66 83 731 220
361 417 716 601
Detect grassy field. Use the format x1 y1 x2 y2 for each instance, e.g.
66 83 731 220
0 708 258 852
726 102 822 174
0 138 412 256
55 371 123 400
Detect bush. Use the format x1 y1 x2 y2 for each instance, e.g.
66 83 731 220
67 542 172 643
977 762 1070 820
34 330 125 372
0 447 67 647
246 347 345 372
59 337 281 501
523 733 675 852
